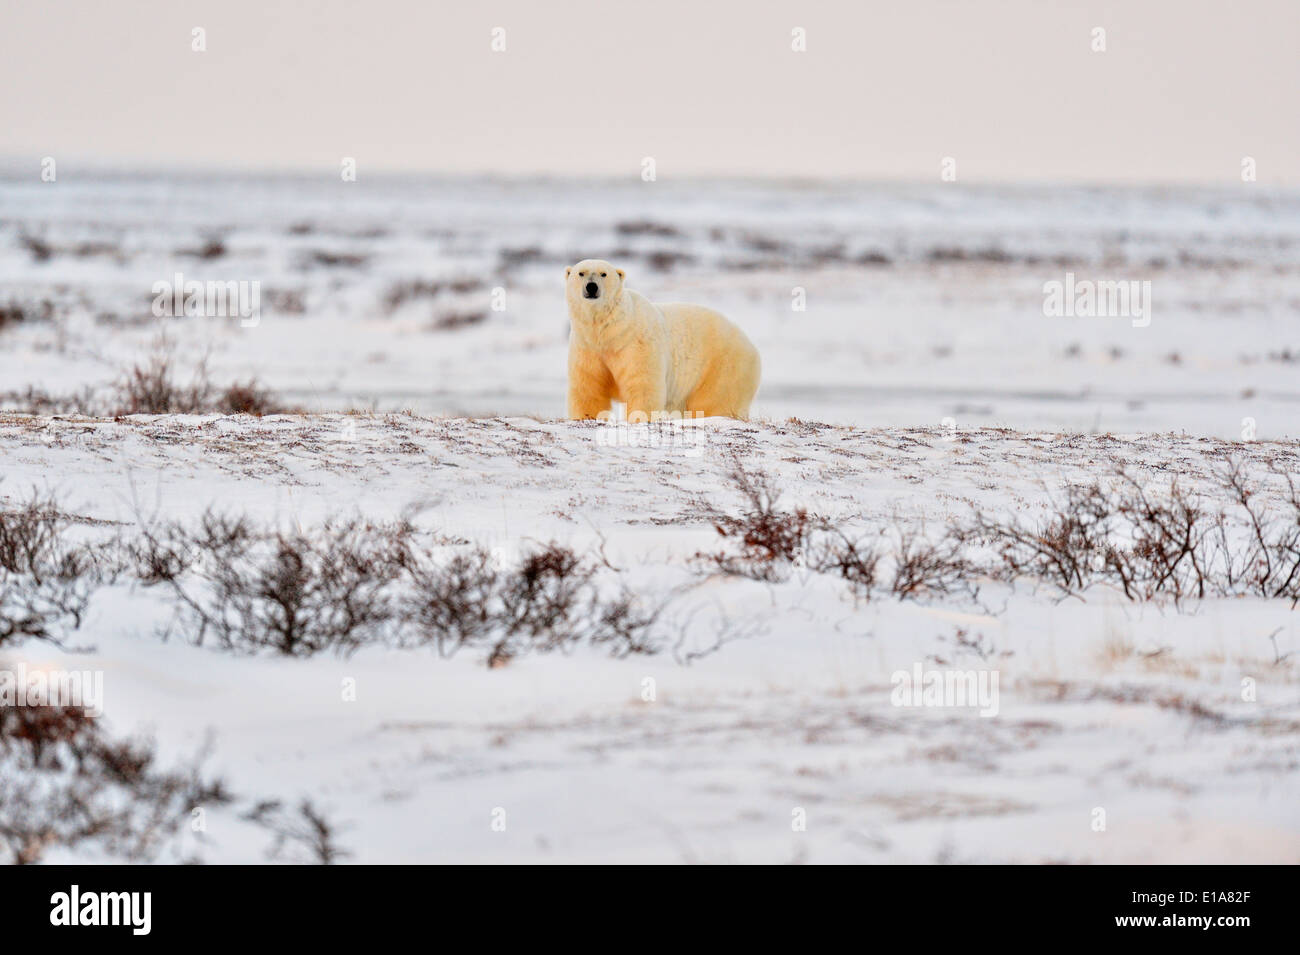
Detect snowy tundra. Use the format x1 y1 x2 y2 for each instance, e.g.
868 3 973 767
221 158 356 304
0 174 1298 863
1 413 1297 863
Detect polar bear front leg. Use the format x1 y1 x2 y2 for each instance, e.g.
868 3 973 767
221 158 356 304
567 351 615 420
613 357 669 424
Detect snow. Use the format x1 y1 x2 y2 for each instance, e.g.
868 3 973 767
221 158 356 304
3 414 1298 863
3 175 1299 436
1 174 1297 862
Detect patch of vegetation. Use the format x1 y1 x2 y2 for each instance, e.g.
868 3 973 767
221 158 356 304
111 352 287 416
0 493 101 650
698 458 1300 608
0 704 229 864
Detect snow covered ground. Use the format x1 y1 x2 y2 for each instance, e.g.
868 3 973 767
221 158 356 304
1 174 1298 863
3 174 1299 436
3 414 1298 863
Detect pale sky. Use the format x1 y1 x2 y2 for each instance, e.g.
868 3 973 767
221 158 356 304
1 0 1296 184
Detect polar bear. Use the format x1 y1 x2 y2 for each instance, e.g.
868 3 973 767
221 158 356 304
565 259 760 421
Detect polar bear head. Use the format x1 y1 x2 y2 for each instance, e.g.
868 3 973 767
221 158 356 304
565 259 625 314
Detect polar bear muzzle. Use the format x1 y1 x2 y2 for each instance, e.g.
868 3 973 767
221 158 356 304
583 281 600 299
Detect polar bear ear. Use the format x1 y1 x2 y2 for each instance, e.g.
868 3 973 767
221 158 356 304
565 266 572 278
616 268 625 280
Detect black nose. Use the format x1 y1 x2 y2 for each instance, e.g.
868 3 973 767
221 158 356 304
584 282 599 298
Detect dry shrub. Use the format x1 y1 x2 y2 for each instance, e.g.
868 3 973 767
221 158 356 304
1211 460 1300 604
214 381 284 416
805 528 882 596
697 461 964 600
889 522 975 600
303 250 367 269
0 385 98 415
383 278 443 311
182 237 226 260
0 494 98 648
137 515 414 656
112 353 212 415
19 236 53 262
242 798 350 864
132 512 666 665
128 511 253 587
430 310 487 331
694 458 1300 608
402 542 662 667
0 299 54 331
3 346 286 417
615 220 681 238
644 251 695 272
0 704 228 864
963 461 1300 606
499 247 545 268
382 277 484 312
399 546 498 657
1106 474 1214 602
964 482 1120 595
263 288 306 314
111 347 285 416
697 461 813 582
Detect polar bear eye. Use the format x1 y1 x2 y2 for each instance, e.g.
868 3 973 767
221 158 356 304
578 271 585 277
600 272 607 277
